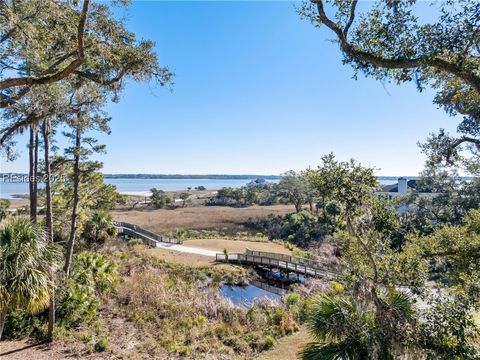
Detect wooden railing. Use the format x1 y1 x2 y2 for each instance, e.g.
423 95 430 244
245 249 341 274
114 221 181 246
216 252 339 279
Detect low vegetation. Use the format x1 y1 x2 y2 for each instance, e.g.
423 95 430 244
1 0 480 358
2 243 310 359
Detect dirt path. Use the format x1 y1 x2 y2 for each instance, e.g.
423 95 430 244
0 339 90 360
258 326 311 360
155 241 219 257
183 238 293 255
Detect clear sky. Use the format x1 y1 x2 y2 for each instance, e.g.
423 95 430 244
1 1 460 176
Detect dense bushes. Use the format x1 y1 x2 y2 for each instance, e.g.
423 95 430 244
57 252 119 327
164 228 269 242
247 210 334 247
81 210 116 246
3 251 118 340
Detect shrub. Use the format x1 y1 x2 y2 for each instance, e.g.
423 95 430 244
81 210 116 246
127 238 144 247
293 249 316 259
262 335 275 350
285 293 301 307
94 338 109 352
57 252 119 327
247 210 333 247
3 310 46 340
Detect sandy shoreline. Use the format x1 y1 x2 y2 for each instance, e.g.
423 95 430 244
2 190 219 208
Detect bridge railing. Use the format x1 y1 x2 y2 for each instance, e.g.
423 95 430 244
114 221 181 245
216 252 339 279
245 249 339 272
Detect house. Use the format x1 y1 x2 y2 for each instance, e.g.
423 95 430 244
375 177 436 216
375 177 420 200
247 178 268 187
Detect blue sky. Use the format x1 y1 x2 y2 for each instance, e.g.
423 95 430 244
2 1 459 176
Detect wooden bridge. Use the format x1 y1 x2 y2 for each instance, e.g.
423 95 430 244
216 249 339 279
113 221 181 246
114 221 338 279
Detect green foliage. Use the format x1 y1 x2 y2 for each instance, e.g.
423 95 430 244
0 218 61 339
81 210 116 246
0 200 10 222
57 252 118 327
306 153 378 217
127 238 144 247
94 338 110 352
300 0 480 170
248 210 331 247
277 171 317 212
300 290 415 360
0 0 173 118
150 188 172 209
52 160 125 231
293 249 316 259
2 309 46 341
262 335 275 350
285 293 301 307
179 192 190 207
401 168 480 235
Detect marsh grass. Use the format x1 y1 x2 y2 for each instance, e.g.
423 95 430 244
55 245 305 359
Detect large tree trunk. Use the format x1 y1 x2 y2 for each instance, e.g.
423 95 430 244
64 127 81 277
33 130 39 218
295 202 302 213
42 119 55 342
28 126 37 222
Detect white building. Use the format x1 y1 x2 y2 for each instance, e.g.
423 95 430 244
375 177 411 200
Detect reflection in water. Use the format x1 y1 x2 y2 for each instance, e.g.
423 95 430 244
220 284 281 308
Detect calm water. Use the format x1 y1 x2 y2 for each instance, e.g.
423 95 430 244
0 176 398 199
0 178 275 199
220 284 281 308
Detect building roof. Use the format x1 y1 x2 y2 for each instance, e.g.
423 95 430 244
380 179 418 193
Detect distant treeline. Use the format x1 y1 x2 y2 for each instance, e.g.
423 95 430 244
2 173 473 181
103 174 282 180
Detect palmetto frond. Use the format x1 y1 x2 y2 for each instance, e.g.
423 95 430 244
383 290 415 321
301 293 399 360
299 341 356 360
0 218 61 316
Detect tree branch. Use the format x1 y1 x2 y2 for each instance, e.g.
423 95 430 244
0 114 39 147
0 0 90 92
446 136 480 164
343 0 357 37
313 0 480 94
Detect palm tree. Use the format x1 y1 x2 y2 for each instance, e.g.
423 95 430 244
0 218 60 340
82 210 116 246
299 291 415 360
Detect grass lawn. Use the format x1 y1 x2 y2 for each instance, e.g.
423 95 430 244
182 238 293 254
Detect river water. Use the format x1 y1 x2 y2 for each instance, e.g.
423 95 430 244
0 176 398 199
0 177 277 199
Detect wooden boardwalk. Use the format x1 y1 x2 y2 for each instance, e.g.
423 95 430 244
114 221 338 279
114 221 181 246
216 249 339 279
